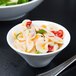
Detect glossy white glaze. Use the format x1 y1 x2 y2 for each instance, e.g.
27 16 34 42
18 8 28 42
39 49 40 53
7 20 71 67
0 0 43 21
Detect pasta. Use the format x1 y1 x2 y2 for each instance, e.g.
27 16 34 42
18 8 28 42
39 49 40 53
12 19 64 54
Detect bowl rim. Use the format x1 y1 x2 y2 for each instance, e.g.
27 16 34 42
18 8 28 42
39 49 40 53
0 0 38 8
6 20 71 56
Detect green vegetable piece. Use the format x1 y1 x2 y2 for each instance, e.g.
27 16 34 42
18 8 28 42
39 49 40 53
6 2 17 6
28 26 31 29
0 0 10 3
29 30 31 33
0 3 6 6
36 51 42 54
0 0 9 6
16 33 21 39
0 0 31 6
36 29 47 34
18 0 29 4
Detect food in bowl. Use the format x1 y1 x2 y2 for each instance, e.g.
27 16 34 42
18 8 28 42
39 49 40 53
12 19 64 54
7 20 70 67
0 0 31 6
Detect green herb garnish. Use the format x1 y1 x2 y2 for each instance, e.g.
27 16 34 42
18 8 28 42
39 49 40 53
36 29 47 34
35 51 42 54
16 33 21 39
28 26 31 29
29 30 31 33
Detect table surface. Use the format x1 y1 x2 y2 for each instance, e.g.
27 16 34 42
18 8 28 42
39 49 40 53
0 0 76 76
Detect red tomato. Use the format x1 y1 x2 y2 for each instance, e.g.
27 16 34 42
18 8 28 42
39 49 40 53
51 30 63 39
60 36 63 39
26 21 32 29
39 29 42 30
49 36 54 37
51 31 56 35
35 29 37 31
48 45 54 53
56 30 63 39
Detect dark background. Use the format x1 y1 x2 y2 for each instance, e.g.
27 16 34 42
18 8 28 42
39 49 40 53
0 0 76 76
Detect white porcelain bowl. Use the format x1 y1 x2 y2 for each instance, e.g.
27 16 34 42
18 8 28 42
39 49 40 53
0 0 43 21
7 20 71 68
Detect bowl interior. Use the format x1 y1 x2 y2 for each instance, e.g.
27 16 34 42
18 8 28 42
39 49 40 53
7 20 71 56
0 0 38 8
